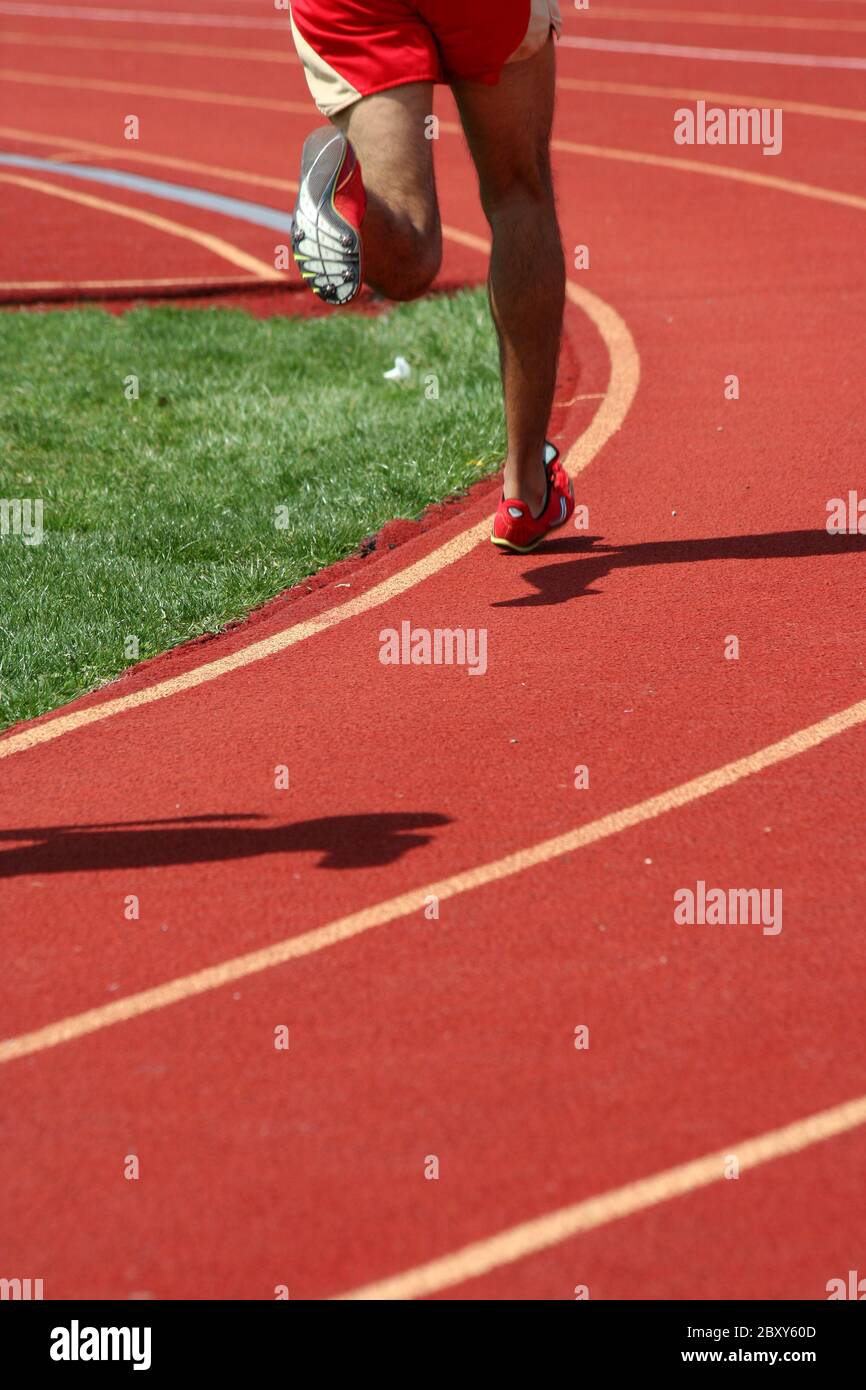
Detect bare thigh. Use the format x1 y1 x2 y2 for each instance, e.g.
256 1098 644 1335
450 38 557 214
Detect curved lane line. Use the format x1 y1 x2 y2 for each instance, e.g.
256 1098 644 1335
0 125 296 194
0 29 299 62
0 2 287 27
0 242 639 760
2 694 865 1066
546 137 866 215
557 76 866 125
0 153 294 230
558 35 866 71
0 173 284 279
581 5 866 34
1 67 311 114
339 1091 866 1299
6 98 865 219
0 276 265 291
3 125 865 757
7 66 866 136
7 30 866 115
3 50 864 1293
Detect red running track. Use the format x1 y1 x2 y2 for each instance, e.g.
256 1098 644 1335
1 0 865 1300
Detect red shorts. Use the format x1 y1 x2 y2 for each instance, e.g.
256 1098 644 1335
289 0 562 116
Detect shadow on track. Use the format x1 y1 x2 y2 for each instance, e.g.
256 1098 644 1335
492 529 866 608
0 811 451 877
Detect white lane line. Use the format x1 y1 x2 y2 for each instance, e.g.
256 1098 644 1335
2 693 865 1065
0 2 285 25
339 1092 866 1299
559 35 866 71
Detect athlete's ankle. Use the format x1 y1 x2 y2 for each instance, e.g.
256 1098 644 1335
503 450 548 519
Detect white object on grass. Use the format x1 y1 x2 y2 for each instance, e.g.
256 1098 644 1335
384 356 411 382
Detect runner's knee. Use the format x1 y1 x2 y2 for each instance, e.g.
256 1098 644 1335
478 150 555 222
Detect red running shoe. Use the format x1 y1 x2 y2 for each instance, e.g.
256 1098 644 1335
491 442 575 553
291 127 366 305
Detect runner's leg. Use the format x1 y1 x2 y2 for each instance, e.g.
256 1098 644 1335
333 83 442 301
452 36 564 513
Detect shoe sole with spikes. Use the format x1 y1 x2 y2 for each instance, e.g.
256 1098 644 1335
291 127 363 306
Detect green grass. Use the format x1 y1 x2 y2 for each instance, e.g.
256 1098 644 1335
0 291 503 728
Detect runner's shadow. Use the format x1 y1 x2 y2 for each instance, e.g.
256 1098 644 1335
492 529 866 607
0 811 451 878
